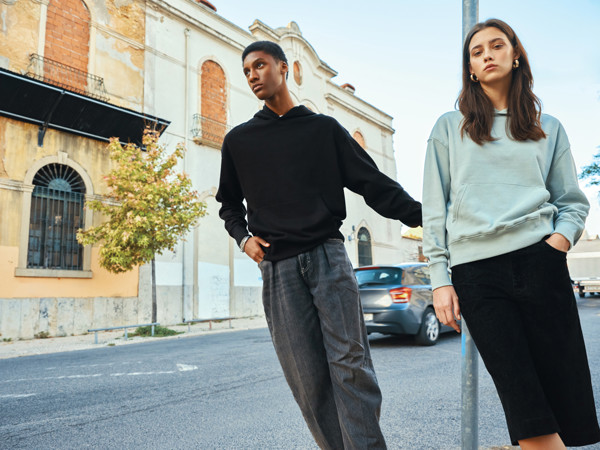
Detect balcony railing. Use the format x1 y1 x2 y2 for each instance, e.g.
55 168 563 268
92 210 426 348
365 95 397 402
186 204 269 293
191 114 231 149
26 54 109 102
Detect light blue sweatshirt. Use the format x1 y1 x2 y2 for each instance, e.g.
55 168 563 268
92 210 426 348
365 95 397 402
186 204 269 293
423 110 589 290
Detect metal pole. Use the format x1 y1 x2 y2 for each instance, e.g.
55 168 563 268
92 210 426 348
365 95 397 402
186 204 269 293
461 2 479 449
461 322 479 449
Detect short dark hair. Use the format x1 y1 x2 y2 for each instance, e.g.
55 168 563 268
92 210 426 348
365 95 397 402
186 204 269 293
242 41 288 65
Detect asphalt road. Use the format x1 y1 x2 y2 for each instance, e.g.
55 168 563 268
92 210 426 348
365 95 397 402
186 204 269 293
2 295 600 450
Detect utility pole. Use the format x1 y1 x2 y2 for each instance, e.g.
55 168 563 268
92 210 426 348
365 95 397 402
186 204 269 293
461 7 479 450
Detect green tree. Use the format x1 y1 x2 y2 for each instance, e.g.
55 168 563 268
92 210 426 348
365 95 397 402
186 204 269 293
77 129 206 322
580 146 600 188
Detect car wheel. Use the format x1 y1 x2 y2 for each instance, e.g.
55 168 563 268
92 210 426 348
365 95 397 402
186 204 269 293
415 308 440 346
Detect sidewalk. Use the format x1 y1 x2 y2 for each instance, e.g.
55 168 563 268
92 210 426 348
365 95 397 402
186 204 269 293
0 316 269 359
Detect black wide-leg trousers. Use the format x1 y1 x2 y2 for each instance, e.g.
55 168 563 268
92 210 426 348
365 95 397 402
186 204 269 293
452 239 600 446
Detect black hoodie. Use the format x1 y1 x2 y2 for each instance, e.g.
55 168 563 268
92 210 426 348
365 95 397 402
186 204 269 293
216 105 422 262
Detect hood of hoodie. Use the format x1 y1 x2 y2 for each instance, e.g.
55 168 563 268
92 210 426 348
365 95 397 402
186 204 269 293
254 104 315 120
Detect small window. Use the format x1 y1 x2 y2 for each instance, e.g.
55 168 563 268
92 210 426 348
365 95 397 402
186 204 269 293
357 227 372 267
27 164 85 270
353 131 366 149
293 61 302 86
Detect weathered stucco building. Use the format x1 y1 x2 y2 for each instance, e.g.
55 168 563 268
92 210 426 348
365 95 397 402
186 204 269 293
0 0 417 339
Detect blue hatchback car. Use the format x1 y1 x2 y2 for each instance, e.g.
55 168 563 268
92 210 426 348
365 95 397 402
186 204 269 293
354 263 453 345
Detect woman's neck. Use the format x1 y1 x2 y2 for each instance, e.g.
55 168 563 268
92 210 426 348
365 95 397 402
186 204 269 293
481 76 511 110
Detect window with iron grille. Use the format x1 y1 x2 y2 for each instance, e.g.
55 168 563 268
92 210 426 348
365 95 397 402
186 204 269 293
27 164 86 270
357 227 373 267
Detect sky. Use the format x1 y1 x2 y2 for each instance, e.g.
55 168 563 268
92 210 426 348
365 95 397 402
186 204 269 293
215 0 600 235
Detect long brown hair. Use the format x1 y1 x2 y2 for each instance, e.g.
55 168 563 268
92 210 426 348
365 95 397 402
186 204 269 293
457 19 546 145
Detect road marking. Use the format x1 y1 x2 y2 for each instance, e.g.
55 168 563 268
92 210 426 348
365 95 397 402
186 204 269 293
110 371 176 377
2 364 192 383
0 393 37 399
45 362 146 371
1 374 103 383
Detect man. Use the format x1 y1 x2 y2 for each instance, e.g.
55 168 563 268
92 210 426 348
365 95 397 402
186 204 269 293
216 41 422 450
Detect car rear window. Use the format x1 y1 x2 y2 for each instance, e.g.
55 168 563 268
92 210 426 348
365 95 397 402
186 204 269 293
403 266 431 285
354 266 431 287
355 268 402 287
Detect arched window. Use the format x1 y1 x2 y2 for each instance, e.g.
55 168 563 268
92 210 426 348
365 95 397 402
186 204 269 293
357 227 372 267
44 0 91 93
199 60 227 148
293 61 302 85
27 164 86 270
353 131 366 149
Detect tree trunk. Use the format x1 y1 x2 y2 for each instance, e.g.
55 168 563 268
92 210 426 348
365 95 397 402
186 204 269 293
151 256 157 323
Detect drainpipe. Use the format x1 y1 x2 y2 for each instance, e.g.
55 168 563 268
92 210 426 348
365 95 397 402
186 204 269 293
182 28 191 320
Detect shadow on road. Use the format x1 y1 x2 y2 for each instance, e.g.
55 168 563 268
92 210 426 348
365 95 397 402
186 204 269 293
576 295 600 310
368 331 460 348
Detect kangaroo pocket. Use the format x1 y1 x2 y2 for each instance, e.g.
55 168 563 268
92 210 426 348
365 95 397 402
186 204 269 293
447 183 552 244
248 194 338 241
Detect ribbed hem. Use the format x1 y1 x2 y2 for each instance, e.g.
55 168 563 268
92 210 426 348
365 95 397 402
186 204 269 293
448 217 554 268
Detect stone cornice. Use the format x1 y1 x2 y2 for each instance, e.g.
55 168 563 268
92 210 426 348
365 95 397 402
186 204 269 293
249 20 338 79
325 92 394 134
147 0 247 51
0 178 30 192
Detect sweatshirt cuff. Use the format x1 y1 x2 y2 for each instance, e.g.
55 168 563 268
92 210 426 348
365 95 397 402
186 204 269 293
429 261 452 291
553 220 581 249
233 228 251 247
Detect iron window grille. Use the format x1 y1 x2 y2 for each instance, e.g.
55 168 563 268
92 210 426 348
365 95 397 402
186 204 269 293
191 114 232 149
27 164 86 271
26 53 109 102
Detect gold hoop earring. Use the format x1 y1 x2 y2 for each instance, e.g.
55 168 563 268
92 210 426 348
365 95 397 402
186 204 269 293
513 59 519 69
470 73 478 83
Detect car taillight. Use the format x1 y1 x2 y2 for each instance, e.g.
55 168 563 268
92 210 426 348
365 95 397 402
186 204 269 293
390 287 412 303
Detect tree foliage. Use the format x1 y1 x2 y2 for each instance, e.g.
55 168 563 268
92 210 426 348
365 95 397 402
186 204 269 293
580 147 600 187
77 129 206 273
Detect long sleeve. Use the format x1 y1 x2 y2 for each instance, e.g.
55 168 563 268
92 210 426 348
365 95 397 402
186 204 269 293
422 137 452 290
215 138 250 246
547 144 589 248
333 123 422 227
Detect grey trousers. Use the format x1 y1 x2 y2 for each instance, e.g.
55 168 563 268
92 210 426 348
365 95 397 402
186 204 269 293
259 239 386 450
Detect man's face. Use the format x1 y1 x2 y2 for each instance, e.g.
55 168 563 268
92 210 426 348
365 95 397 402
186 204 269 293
242 50 287 101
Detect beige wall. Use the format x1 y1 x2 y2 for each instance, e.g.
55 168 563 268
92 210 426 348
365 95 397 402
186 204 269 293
91 0 146 109
0 0 41 72
0 0 150 339
0 119 139 298
1 246 139 298
0 120 111 193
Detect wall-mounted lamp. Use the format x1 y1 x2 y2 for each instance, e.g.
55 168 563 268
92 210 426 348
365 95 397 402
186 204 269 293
347 225 356 241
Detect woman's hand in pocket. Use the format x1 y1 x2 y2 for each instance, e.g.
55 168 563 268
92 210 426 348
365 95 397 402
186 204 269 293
545 233 570 253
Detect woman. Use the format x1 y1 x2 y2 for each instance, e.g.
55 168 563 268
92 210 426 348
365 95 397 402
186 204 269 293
423 19 600 449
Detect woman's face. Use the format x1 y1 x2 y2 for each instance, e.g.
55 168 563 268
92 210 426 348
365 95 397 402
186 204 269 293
468 27 518 87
